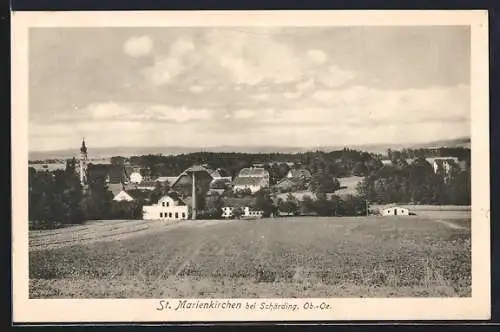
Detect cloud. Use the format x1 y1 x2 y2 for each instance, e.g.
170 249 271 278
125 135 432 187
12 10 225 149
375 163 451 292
318 66 356 88
142 37 195 85
234 109 256 120
205 29 305 85
283 91 301 99
189 85 207 93
123 36 153 57
146 105 212 122
170 38 195 56
252 93 269 101
307 49 328 64
296 79 316 92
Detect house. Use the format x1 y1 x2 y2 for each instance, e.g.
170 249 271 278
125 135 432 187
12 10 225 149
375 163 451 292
208 168 232 184
238 167 270 180
286 168 312 182
142 195 189 220
427 157 459 175
135 181 157 191
275 177 304 192
232 177 268 194
113 190 134 202
221 206 264 219
232 167 270 193
381 206 410 216
241 207 264 219
113 189 151 202
222 207 234 218
107 164 129 184
108 183 126 197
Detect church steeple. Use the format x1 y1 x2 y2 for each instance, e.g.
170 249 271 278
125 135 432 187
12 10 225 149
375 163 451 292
80 138 87 154
79 138 88 187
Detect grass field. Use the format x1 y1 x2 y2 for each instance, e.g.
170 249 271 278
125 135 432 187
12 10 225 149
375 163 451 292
30 213 471 298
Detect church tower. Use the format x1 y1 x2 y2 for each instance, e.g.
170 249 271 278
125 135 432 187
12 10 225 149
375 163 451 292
79 138 88 187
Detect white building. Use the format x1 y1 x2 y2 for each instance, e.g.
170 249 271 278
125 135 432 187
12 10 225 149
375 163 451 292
222 207 234 218
232 177 269 194
209 168 232 184
232 167 270 193
381 206 410 216
142 195 189 220
129 171 143 184
221 206 264 219
428 158 459 175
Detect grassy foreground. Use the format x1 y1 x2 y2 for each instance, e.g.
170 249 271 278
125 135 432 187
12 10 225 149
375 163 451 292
30 216 471 298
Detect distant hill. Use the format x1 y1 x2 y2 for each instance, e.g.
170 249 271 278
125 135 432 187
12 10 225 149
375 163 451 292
28 137 471 161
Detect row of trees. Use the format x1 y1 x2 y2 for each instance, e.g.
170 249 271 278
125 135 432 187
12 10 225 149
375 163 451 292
30 148 471 229
111 149 386 180
356 157 470 205
29 158 145 229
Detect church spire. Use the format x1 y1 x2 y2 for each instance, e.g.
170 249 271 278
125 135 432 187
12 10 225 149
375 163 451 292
80 137 87 154
79 138 88 187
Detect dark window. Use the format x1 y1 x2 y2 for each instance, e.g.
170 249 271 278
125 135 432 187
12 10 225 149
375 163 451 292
169 212 172 218
175 212 179 219
160 212 163 218
182 213 186 218
162 202 165 207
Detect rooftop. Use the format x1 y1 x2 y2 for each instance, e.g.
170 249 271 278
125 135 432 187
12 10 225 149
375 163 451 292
233 177 266 187
239 167 268 177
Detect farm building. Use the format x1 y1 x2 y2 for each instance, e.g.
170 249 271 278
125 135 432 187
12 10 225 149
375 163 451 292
221 206 264 219
232 177 268 193
232 167 270 193
142 195 189 221
238 167 270 180
381 206 411 216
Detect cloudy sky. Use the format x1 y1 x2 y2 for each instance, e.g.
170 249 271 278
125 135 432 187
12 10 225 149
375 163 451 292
29 26 470 151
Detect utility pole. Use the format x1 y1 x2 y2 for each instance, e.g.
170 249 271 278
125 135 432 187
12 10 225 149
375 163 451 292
192 171 196 220
366 199 369 216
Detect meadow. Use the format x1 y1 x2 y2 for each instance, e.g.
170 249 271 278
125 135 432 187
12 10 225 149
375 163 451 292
29 212 471 298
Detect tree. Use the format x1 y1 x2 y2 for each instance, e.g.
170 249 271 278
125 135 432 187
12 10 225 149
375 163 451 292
208 193 224 219
310 171 340 196
300 195 316 215
254 189 274 217
278 193 299 215
110 156 127 165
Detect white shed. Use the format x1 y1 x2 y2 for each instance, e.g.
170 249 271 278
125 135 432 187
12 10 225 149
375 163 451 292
381 206 410 216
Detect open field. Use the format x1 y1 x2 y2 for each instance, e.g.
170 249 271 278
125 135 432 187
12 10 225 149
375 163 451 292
30 213 471 298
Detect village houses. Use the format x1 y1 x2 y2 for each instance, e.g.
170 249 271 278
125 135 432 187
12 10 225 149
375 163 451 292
232 167 270 194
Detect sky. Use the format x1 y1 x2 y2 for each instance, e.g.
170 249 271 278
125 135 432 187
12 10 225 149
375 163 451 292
29 26 471 152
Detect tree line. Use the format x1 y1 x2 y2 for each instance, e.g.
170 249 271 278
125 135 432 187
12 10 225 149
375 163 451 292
29 147 471 229
356 156 470 205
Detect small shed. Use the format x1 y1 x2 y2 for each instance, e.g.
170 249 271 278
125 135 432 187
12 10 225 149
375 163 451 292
381 206 410 216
